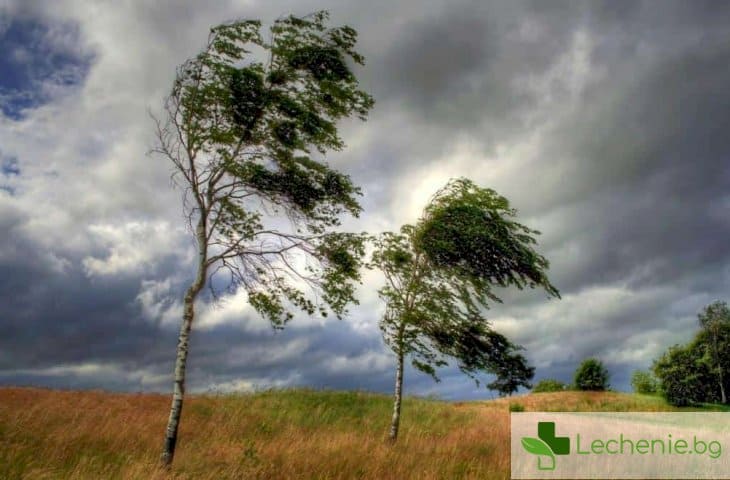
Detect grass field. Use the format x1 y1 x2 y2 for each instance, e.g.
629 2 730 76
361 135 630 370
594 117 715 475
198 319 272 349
0 387 725 479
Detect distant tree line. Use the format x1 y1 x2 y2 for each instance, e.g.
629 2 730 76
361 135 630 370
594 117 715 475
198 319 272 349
531 357 611 393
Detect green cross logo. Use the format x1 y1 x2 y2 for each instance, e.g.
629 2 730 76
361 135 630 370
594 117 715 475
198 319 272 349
521 422 570 471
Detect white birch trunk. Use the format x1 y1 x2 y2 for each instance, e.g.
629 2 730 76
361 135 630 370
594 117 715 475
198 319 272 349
388 348 404 442
160 219 207 467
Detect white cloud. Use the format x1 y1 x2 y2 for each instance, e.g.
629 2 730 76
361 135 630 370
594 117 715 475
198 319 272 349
82 221 187 277
325 350 392 375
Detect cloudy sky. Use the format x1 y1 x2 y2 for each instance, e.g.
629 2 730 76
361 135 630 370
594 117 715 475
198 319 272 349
1 0 729 400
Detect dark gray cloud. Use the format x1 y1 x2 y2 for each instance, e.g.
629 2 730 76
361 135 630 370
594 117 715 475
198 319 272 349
0 12 94 119
1 0 730 400
0 214 174 371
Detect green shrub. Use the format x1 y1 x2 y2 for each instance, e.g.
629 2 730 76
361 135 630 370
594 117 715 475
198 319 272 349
531 379 568 393
574 358 610 391
653 343 718 406
509 402 525 412
630 369 659 395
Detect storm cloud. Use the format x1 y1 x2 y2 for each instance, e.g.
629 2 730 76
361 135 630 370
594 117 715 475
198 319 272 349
1 0 729 399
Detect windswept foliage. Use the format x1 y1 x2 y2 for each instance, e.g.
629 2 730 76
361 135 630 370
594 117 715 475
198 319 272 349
153 11 373 465
370 178 559 441
415 181 559 296
486 341 536 397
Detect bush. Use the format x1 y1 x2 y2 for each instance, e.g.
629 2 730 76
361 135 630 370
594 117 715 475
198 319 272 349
630 369 659 395
574 358 610 391
532 379 568 393
653 343 718 406
509 402 525 412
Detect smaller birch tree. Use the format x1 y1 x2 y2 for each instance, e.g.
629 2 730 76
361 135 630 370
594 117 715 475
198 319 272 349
369 178 559 442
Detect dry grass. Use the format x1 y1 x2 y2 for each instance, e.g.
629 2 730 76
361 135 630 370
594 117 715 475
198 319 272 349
0 387 713 480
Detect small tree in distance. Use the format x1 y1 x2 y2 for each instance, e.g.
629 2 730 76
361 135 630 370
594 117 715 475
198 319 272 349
152 11 374 466
369 178 559 442
630 369 658 395
574 358 610 391
532 378 568 393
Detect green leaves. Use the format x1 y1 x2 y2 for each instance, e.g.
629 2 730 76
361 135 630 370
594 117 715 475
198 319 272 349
573 358 610 391
653 301 730 406
157 11 374 328
370 178 556 394
414 178 559 298
228 67 267 139
317 232 367 319
288 46 353 81
521 437 554 457
172 10 372 226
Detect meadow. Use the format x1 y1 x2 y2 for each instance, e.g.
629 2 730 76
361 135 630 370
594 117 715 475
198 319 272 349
1 387 725 480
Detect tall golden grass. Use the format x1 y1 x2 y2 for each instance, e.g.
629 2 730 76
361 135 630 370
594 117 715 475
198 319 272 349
0 387 696 479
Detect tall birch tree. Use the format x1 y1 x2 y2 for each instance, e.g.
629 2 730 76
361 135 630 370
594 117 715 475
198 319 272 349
369 178 559 442
152 11 373 466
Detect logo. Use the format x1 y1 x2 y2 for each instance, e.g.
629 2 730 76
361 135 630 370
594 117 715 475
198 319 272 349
521 422 570 470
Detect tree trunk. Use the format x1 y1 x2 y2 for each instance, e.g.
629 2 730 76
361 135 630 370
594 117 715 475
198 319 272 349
713 333 726 404
160 219 207 467
388 348 404 442
719 367 726 404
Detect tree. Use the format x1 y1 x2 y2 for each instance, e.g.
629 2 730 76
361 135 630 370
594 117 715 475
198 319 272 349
532 378 568 393
653 342 717 406
487 346 536 397
651 300 730 406
630 369 658 395
697 301 730 403
152 11 374 466
573 358 609 391
369 178 559 442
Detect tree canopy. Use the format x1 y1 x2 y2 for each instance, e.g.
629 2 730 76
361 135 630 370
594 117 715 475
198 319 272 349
652 300 730 406
371 179 558 382
154 11 374 327
630 369 659 395
697 301 730 403
653 342 717 406
485 338 536 397
532 378 568 393
370 178 559 440
154 11 374 466
573 358 610 391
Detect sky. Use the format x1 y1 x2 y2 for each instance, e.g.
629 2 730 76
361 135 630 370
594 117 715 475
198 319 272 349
1 0 729 400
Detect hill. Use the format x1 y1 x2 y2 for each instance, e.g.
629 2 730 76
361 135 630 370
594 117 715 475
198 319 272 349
0 387 723 479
